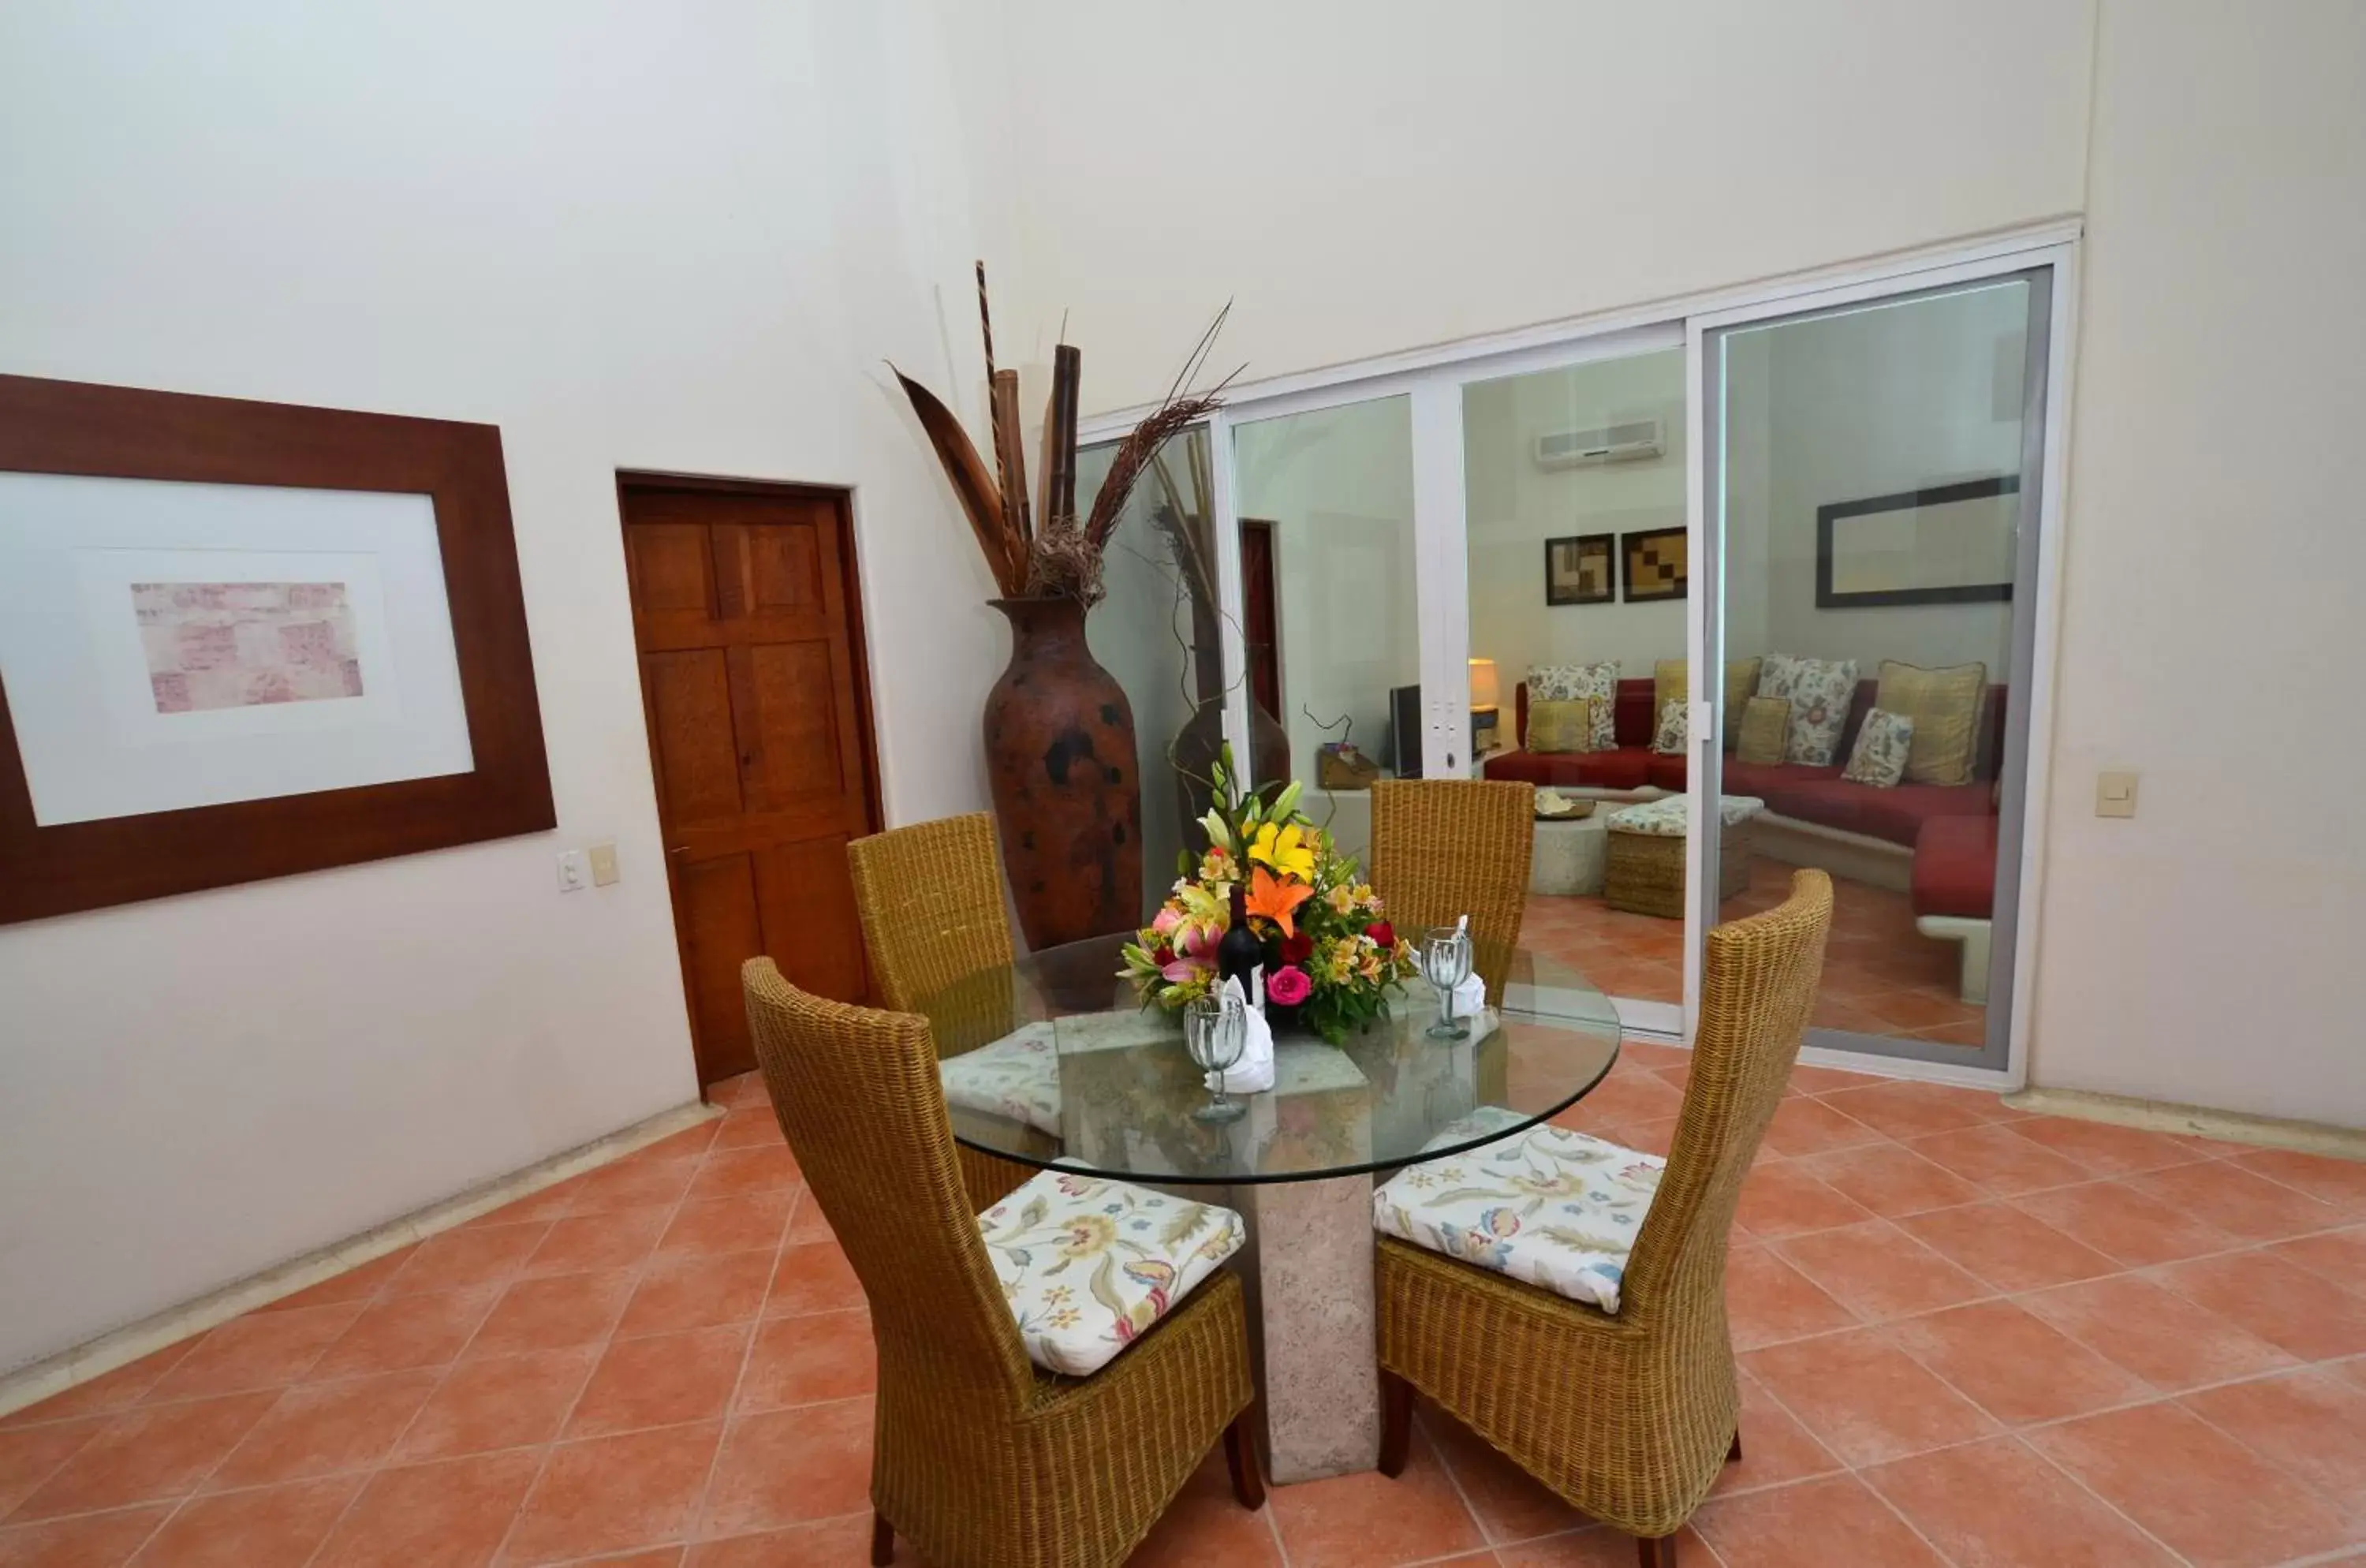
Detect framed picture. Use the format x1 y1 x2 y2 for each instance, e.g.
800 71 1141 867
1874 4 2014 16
1543 532 1614 606
1621 526 1688 603
1816 476 2018 607
0 374 554 925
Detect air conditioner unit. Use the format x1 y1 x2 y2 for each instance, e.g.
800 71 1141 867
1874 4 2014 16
1533 418 1664 469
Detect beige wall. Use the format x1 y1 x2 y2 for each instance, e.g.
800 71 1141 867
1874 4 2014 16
998 0 2095 410
2028 0 2366 1122
0 0 1014 1375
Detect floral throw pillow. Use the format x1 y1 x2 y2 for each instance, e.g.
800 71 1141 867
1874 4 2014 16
1759 654 1860 766
1528 663 1617 751
1842 707 1914 789
1651 698 1686 756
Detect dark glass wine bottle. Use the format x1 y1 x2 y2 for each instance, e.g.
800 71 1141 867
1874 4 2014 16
1218 881 1265 1014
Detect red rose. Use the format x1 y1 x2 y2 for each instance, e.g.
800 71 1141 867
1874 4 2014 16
1281 932 1314 965
1152 944 1175 967
1364 920 1395 949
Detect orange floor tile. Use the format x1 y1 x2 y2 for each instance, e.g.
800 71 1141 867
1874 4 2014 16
5 1067 2364 1566
1523 856 1987 1049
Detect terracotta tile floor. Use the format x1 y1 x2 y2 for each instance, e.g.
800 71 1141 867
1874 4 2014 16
1524 856 1987 1049
6 1068 2366 1566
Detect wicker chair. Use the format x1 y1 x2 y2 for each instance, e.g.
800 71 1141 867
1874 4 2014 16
741 961 1263 1568
848 813 1036 1208
1373 869 1834 1568
1368 778 1536 999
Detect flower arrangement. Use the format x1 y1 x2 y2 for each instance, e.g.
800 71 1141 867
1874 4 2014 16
1120 748 1416 1043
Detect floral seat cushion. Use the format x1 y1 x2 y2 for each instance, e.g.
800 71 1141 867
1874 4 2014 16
939 1024 1061 1134
980 1168 1245 1376
1605 793 1765 838
1372 1119 1664 1314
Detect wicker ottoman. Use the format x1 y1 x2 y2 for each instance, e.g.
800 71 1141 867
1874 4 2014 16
1603 794 1765 919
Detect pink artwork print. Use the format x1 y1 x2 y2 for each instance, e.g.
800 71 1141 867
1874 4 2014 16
133 581 365 714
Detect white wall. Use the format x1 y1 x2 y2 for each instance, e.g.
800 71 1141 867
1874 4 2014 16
0 0 1014 1373
1463 351 1688 691
999 0 2095 411
2028 0 2366 1125
1233 399 1420 780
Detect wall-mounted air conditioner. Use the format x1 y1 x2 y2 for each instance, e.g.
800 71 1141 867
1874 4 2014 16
1533 418 1663 469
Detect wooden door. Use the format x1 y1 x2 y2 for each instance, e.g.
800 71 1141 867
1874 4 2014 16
621 478 881 1087
1240 518 1282 722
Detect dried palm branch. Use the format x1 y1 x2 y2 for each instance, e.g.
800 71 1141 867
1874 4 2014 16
892 366 1024 595
991 369 1030 541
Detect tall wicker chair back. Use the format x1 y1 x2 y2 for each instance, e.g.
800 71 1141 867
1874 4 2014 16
1368 778 1536 998
847 812 1036 1206
742 960 1261 1568
848 812 1014 1013
1374 870 1834 1568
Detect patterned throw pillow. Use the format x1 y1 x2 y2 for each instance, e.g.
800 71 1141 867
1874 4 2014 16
1735 696 1791 765
1651 699 1686 756
1875 659 1987 786
1527 698 1602 754
1758 654 1860 766
1842 707 1915 789
1528 663 1617 752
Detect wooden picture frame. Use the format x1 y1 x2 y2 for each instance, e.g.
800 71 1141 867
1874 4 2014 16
1621 525 1688 603
0 374 554 925
1816 476 2019 608
1543 532 1614 606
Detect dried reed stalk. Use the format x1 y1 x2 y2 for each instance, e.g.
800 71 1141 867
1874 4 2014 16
991 370 1030 541
891 366 1024 595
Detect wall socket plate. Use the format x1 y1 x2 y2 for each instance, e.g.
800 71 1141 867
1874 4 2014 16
555 849 589 891
588 842 620 887
2095 771 2139 819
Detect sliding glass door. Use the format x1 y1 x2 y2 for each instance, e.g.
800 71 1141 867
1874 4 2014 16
1695 268 2055 1067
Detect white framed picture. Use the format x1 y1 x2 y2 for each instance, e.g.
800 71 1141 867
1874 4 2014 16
0 472 474 827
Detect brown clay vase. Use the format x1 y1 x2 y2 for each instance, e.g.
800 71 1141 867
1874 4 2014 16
983 595 1143 947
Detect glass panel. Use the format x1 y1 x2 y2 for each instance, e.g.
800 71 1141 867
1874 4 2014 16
1710 278 2039 1059
1077 427 1217 923
1230 394 1417 868
1461 349 1689 1009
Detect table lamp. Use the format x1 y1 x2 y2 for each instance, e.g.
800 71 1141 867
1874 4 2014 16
1468 657 1501 754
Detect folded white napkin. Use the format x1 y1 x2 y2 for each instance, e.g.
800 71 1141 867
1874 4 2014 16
1452 970 1487 1016
1207 976 1277 1094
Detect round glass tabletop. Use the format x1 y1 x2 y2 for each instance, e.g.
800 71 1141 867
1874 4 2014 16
912 934 1623 1185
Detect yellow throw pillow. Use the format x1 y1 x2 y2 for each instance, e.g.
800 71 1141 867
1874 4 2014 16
1657 658 1766 752
1736 696 1791 765
1527 698 1603 755
1875 659 1987 786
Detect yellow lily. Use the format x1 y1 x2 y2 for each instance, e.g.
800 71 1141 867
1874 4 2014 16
1248 820 1315 881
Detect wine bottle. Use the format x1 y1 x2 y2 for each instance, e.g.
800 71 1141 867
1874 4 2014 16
1218 881 1265 1014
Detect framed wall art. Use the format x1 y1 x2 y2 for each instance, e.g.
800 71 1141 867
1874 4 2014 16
1816 476 2018 607
0 374 554 925
1543 532 1614 606
1621 525 1688 603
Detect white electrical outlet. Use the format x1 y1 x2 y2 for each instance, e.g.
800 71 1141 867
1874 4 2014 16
556 849 589 892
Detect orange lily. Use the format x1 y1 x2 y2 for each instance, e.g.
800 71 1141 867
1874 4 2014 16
1245 865 1314 939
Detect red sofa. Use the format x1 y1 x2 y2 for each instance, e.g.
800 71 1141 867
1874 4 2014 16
1487 677 2006 919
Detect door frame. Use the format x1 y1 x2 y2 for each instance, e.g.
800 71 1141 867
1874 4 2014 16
614 470 886 1086
1077 218 2081 1089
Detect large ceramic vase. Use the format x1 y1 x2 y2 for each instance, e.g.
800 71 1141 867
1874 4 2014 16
983 595 1144 948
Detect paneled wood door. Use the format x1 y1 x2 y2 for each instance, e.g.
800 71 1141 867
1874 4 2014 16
621 478 881 1087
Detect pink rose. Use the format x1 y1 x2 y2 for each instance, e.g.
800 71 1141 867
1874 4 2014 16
1151 906 1184 936
1267 965 1312 1006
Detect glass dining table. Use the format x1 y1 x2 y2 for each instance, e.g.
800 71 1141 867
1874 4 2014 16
912 932 1625 1483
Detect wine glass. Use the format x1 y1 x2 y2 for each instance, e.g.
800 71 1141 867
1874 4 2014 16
1183 992 1250 1123
1420 925 1475 1040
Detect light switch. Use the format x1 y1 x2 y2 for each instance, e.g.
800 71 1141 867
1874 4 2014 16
2095 771 2138 819
588 842 621 887
555 849 588 891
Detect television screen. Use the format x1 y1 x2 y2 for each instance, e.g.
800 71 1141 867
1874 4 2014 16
1390 685 1421 778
